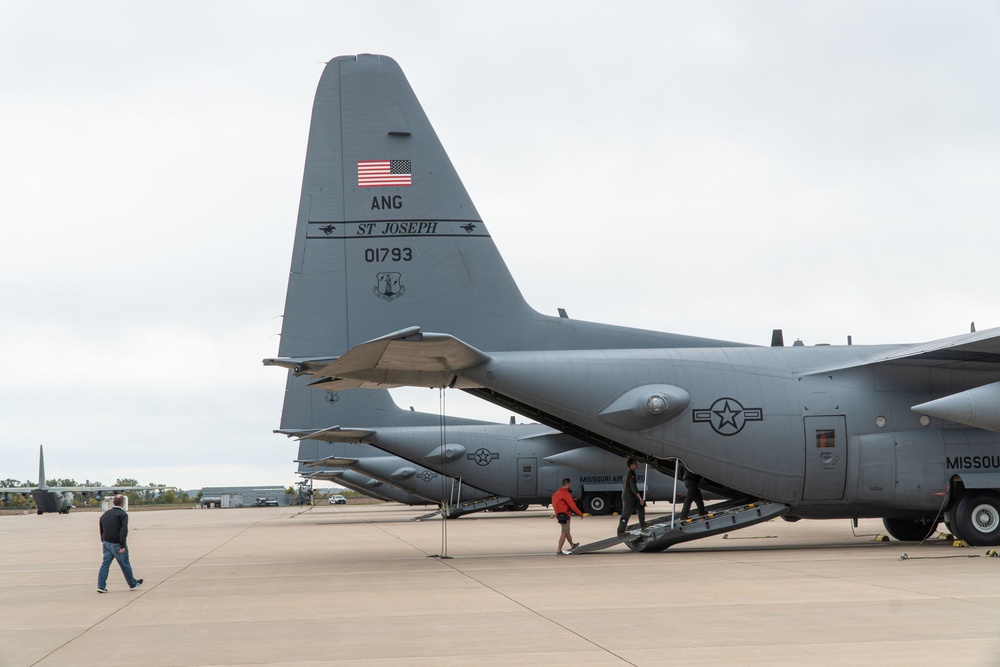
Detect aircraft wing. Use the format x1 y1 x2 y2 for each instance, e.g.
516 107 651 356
515 427 566 440
1 485 168 494
308 327 491 389
0 486 37 494
797 327 1000 432
64 485 170 493
802 327 1000 375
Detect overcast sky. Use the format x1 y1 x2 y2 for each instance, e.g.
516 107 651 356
2 2 998 490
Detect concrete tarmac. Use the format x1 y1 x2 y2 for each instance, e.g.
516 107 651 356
2 503 999 666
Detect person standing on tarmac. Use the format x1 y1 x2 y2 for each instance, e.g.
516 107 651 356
617 458 648 536
97 494 143 593
551 478 583 555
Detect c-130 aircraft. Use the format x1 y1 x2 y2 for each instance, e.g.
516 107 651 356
2 446 167 514
265 54 1000 550
280 373 689 516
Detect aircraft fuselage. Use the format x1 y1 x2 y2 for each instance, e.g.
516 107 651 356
454 344 1000 519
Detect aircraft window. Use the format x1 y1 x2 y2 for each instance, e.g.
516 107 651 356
815 429 836 448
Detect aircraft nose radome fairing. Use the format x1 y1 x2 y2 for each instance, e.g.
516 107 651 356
267 54 1000 548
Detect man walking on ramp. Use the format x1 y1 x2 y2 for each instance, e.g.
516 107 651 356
617 459 647 536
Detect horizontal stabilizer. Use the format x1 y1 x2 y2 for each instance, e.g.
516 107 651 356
311 327 491 388
292 425 378 443
912 381 1000 432
275 428 316 438
297 456 358 468
300 471 348 482
262 356 338 375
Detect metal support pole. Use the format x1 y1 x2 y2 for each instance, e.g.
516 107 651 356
438 387 450 558
671 459 680 529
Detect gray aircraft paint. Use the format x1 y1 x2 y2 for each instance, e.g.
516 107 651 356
287 378 686 513
272 55 747 367
284 373 496 505
267 55 1000 547
304 466 433 506
296 436 493 505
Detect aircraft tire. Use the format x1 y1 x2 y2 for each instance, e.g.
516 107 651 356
626 537 669 553
583 493 611 516
952 490 1000 547
881 517 938 542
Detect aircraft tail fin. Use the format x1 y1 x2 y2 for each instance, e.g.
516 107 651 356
37 445 47 490
278 54 533 360
276 54 746 364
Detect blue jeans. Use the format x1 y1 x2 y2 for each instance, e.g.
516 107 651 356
98 541 138 589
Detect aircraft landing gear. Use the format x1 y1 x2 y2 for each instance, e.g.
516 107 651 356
582 493 613 516
951 490 1000 546
881 517 938 542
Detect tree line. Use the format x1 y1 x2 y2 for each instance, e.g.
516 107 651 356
0 478 198 509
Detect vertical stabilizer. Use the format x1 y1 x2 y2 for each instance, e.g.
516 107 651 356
37 445 47 489
279 54 530 359
277 54 746 362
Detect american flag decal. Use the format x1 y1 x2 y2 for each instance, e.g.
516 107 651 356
358 159 412 187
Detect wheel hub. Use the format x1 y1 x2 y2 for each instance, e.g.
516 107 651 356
972 504 999 533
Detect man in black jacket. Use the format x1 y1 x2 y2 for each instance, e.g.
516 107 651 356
97 495 143 593
617 459 648 535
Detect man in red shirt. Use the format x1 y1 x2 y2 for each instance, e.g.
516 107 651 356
551 478 584 555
